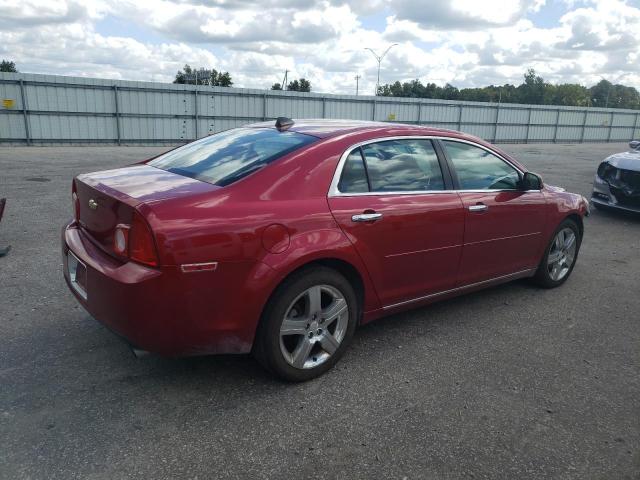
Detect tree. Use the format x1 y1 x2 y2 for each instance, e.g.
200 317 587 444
210 69 233 87
375 69 640 109
173 64 233 86
271 83 283 90
286 78 311 92
517 68 546 104
0 60 17 72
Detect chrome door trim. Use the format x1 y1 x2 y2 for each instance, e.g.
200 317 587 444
382 268 535 310
351 213 383 222
327 135 539 198
468 204 488 212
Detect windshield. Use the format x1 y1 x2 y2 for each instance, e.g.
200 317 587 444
148 127 317 186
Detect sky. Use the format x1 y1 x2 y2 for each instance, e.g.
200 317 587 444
1 0 639 95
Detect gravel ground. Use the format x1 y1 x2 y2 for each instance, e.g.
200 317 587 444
0 142 638 479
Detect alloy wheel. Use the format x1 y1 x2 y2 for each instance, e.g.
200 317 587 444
547 227 577 281
279 285 349 369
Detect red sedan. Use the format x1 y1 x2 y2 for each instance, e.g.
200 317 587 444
63 118 589 381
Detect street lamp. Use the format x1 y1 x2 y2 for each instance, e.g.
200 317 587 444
365 44 398 96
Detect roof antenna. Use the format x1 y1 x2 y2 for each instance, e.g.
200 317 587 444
275 117 294 131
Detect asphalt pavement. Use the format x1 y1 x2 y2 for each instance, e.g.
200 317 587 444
0 142 638 479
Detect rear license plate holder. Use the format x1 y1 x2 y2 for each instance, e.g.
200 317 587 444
67 251 88 300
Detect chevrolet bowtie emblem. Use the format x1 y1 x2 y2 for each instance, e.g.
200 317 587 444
88 199 98 210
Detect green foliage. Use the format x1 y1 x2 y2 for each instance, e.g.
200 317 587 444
287 78 312 92
0 60 17 72
271 83 283 90
377 69 640 110
173 64 233 87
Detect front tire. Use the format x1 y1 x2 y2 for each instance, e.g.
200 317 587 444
253 266 358 382
532 218 581 288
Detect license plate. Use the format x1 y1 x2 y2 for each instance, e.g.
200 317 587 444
67 251 88 300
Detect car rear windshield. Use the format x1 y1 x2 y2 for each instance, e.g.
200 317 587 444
148 127 317 186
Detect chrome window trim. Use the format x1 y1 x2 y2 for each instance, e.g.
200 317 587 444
327 135 540 197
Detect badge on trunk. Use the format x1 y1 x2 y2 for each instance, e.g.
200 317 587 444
88 199 98 210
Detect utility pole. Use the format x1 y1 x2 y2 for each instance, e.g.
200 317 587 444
282 70 289 91
355 75 361 96
365 44 398 96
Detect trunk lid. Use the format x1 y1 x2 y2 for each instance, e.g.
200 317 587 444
75 164 218 255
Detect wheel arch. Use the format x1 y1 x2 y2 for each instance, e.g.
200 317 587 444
565 213 584 238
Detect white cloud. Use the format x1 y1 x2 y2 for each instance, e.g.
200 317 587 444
0 0 638 93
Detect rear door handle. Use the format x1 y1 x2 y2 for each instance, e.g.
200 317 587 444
352 213 383 222
468 204 488 212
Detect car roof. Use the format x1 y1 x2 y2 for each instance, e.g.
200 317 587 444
246 118 468 140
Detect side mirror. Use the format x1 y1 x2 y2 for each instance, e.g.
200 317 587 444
630 140 640 150
520 172 543 190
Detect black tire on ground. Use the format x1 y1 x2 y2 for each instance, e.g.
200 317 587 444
531 218 582 289
253 266 358 382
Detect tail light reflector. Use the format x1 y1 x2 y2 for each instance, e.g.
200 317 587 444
113 224 130 255
72 182 80 222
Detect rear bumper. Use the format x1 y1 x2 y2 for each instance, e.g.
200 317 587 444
62 222 261 355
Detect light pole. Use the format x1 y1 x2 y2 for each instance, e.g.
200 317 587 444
355 75 361 96
365 44 398 96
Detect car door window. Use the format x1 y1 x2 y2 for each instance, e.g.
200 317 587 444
442 140 520 190
359 139 445 192
338 150 369 193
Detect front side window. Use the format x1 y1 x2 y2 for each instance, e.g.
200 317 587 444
149 127 317 186
442 140 520 190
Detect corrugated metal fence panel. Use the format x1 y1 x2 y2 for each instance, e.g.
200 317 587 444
1 72 638 145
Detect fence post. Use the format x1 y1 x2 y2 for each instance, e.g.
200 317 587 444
553 109 560 143
580 110 588 143
113 85 121 145
262 93 267 121
322 97 326 119
372 99 376 121
607 111 614 143
493 104 500 142
457 104 463 131
634 112 640 140
194 87 198 139
19 79 31 145
417 102 422 125
525 108 532 143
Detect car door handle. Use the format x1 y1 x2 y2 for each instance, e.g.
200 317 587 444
468 204 488 212
352 213 383 222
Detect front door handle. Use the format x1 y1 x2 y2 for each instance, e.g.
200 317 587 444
468 203 488 212
352 212 383 222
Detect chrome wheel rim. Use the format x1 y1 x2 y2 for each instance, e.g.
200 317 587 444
279 285 349 370
547 227 577 281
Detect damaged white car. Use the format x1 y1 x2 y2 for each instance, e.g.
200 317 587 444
591 140 640 213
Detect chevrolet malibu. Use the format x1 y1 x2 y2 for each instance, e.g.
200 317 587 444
63 118 589 381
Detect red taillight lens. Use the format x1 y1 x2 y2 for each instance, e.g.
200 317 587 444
129 212 159 266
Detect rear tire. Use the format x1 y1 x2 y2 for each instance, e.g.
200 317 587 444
253 266 358 382
532 218 581 288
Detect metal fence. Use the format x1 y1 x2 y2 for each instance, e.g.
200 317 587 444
1 72 639 145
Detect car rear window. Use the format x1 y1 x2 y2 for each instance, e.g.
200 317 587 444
148 127 317 186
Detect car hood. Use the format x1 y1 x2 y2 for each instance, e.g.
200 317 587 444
604 151 640 171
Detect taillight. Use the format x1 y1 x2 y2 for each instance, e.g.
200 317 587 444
129 212 159 266
111 212 158 267
72 182 80 222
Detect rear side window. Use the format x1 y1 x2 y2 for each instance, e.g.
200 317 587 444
148 128 317 186
337 139 445 193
